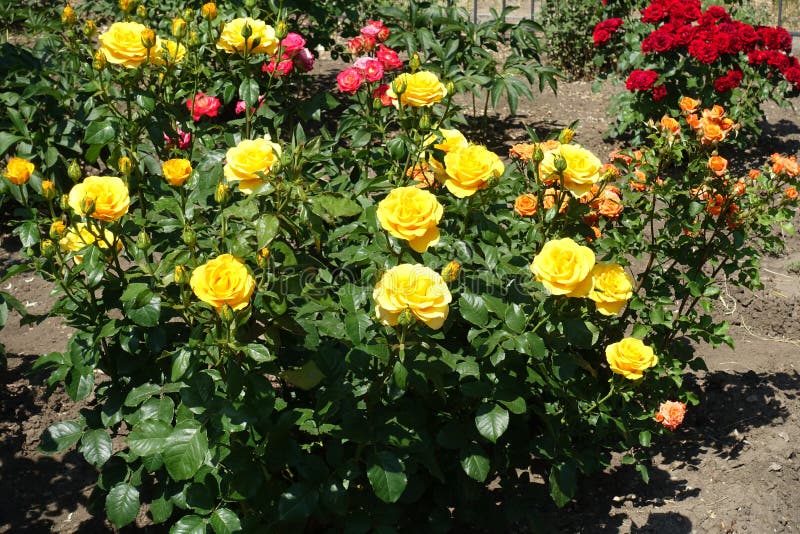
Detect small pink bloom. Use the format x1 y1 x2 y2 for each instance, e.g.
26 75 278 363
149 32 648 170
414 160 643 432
186 92 221 122
360 25 381 39
263 59 294 76
373 83 392 106
376 44 402 71
347 36 364 54
294 48 315 72
164 125 191 150
362 58 384 82
281 32 306 55
235 100 247 115
337 67 364 94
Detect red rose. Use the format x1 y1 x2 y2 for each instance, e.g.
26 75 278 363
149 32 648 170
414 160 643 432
699 5 731 25
783 66 800 88
626 69 659 91
669 0 701 23
337 67 364 94
263 58 293 76
594 28 611 46
354 57 384 82
373 83 393 106
376 45 402 71
713 69 743 92
736 23 759 52
748 50 769 65
293 48 315 72
714 32 736 55
688 40 719 63
593 18 624 46
347 36 364 54
641 4 668 24
642 29 676 53
758 26 792 52
186 92 221 122
766 51 791 70
673 24 697 46
652 84 667 101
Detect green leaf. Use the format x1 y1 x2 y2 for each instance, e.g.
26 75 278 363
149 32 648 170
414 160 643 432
351 128 371 148
475 403 509 443
243 343 274 363
636 463 650 483
121 283 161 327
278 482 319 523
549 460 577 507
80 429 112 467
459 443 490 482
84 121 116 145
210 508 242 534
282 360 324 390
504 303 526 334
39 420 83 453
163 420 208 481
310 193 362 219
239 78 260 107
106 483 140 528
150 493 173 524
255 214 280 248
459 292 489 327
367 451 407 503
0 132 24 156
171 349 191 381
638 430 651 447
124 382 162 407
127 419 172 456
170 515 207 534
15 221 40 248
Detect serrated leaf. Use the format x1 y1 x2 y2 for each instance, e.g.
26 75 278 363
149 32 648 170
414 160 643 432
84 121 116 145
170 514 206 534
171 349 191 381
239 78 260 107
255 214 280 248
549 460 577 507
367 451 407 503
106 483 140 528
39 420 83 453
127 419 172 456
244 343 274 363
210 507 242 534
124 382 162 407
459 444 490 482
475 403 509 443
80 428 112 467
310 193 362 219
459 292 489 327
163 421 208 481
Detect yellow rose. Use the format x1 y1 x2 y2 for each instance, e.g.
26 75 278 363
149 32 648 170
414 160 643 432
425 128 468 177
68 176 130 222
59 223 122 264
162 158 192 187
377 186 444 253
98 22 158 68
530 237 595 297
443 144 504 198
150 40 186 66
589 263 634 316
223 138 282 194
190 254 256 311
606 337 658 380
373 264 452 330
216 18 278 55
539 144 602 197
4 157 34 185
386 71 447 107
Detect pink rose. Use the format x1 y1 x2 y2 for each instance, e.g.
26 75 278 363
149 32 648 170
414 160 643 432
361 58 384 83
263 58 294 76
347 36 364 54
186 92 221 122
281 32 306 55
294 48 315 72
376 44 402 71
163 125 191 150
337 67 364 94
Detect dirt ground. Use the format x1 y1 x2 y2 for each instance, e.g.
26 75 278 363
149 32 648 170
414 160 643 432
2 61 800 533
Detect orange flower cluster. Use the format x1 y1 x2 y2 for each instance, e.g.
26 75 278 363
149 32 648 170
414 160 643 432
770 153 800 176
684 103 738 145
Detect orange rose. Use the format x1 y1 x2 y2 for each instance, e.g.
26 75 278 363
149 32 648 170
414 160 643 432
514 193 538 216
655 400 686 430
630 170 647 191
706 193 726 216
786 186 798 199
542 188 569 213
509 143 535 163
678 96 700 113
708 155 727 176
4 157 34 185
659 116 680 134
595 188 623 219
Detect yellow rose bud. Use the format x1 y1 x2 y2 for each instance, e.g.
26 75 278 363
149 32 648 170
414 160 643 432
136 5 146 18
377 186 443 253
386 71 446 108
136 229 150 250
532 144 545 163
539 144 602 198
409 52 421 72
397 307 415 327
219 304 235 323
68 160 82 182
553 155 568 173
172 17 187 38
215 182 230 204
201 2 217 21
59 194 70 211
373 264 452 330
223 138 281 194
606 337 658 380
445 80 455 96
140 28 156 49
441 260 460 283
443 144 504 198
190 254 256 311
216 17 278 55
588 263 633 316
50 220 67 239
183 8 194 21
275 21 288 40
182 226 196 246
93 50 107 70
84 20 97 37
68 176 130 222
530 237 595 297
4 157 35 185
62 5 77 26
41 239 56 257
174 265 188 284
41 180 56 200
162 158 192 187
119 0 134 13
117 156 133 176
188 31 201 47
558 127 575 144
256 247 270 268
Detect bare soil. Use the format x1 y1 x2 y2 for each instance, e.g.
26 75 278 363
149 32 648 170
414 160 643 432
2 61 800 532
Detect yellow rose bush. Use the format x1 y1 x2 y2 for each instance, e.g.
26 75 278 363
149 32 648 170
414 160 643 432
4 2 800 531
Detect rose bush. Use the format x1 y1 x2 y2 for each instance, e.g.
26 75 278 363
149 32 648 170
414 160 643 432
2 1 800 532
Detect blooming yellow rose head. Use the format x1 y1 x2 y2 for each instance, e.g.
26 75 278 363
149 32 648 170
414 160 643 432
530 237 595 297
377 186 444 253
606 337 658 380
386 71 447 107
58 223 121 264
373 264 452 330
223 138 282 193
443 144 504 198
426 128 468 177
4 157 34 185
150 40 186 66
539 144 602 197
190 254 256 311
216 18 278 55
588 263 633 316
162 158 192 187
98 22 158 68
68 176 130 222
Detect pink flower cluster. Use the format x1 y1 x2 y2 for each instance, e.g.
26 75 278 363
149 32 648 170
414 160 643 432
262 32 315 77
347 20 390 55
186 92 221 122
337 20 402 100
596 0 800 92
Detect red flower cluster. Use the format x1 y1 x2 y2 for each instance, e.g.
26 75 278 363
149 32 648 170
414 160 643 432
626 69 665 100
337 20 402 96
262 32 314 77
598 0 800 90
593 17 623 46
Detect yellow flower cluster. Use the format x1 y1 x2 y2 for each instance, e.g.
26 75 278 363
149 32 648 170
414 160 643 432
190 254 256 312
373 264 451 330
68 176 130 222
386 71 447 108
216 17 278 55
539 144 603 197
98 21 186 69
223 138 282 193
377 187 443 253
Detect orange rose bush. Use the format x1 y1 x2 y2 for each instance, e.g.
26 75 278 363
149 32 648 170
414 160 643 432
3 2 800 532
